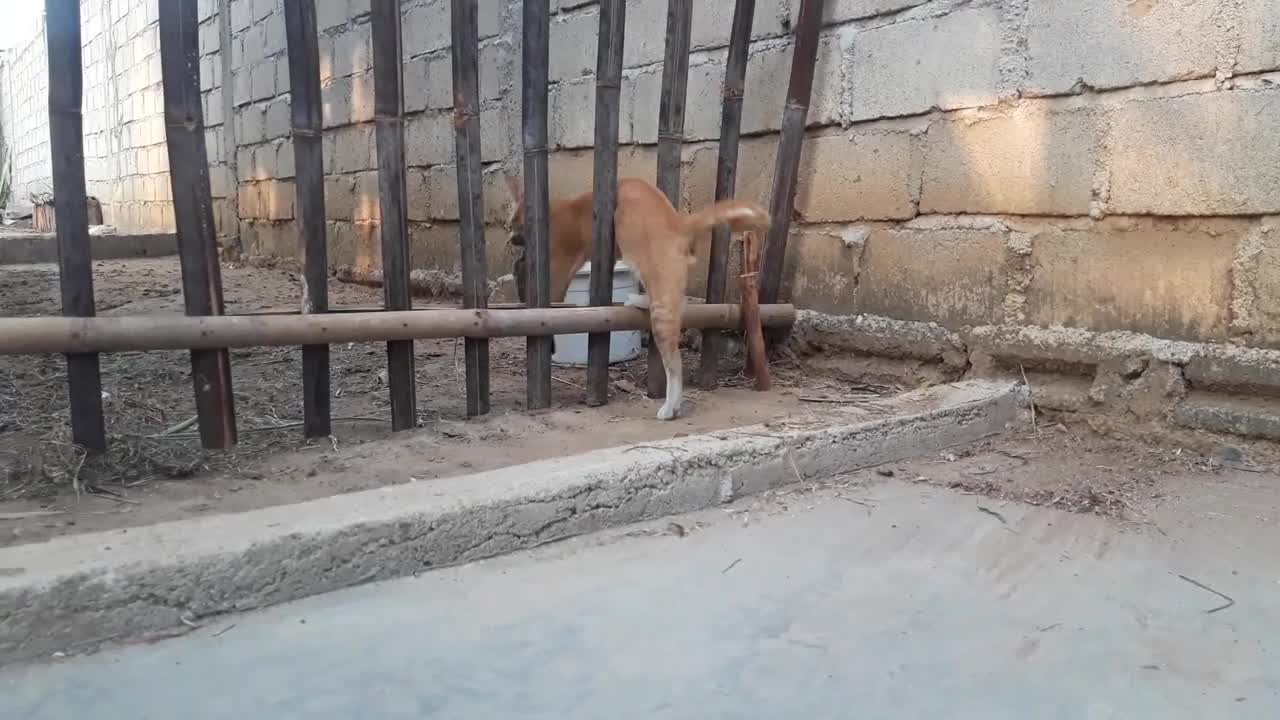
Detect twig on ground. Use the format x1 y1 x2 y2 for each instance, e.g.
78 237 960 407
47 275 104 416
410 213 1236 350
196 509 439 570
721 558 742 574
211 623 237 638
797 396 876 404
1176 573 1236 614
151 415 198 438
1019 364 1039 436
977 505 1007 524
0 510 67 520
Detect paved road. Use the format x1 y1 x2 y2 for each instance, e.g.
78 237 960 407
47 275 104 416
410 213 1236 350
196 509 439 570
2 478 1277 719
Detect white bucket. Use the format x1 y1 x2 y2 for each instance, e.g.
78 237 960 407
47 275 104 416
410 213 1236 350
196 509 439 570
552 261 644 367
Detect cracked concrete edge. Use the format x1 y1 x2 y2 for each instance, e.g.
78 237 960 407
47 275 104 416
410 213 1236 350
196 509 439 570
0 380 1022 666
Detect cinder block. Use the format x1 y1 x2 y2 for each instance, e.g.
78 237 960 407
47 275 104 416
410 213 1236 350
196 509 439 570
781 228 868 314
266 180 296 221
544 145 658 200
679 136 777 212
325 123 377 173
741 34 842 133
276 140 296 179
239 181 264 218
795 128 920 222
353 171 380 222
1025 218 1242 341
793 0 928 26
262 12 286 57
330 25 372 79
479 103 509 162
231 0 252 32
622 0 669 69
845 6 1001 122
623 67 663 144
252 0 275 23
549 7 598 82
325 174 357 220
403 1 451 57
316 0 351 31
549 78 597 149
250 62 276 101
321 78 353 128
351 71 375 124
405 112 455 167
407 166 514 224
276 56 291 94
682 59 725 141
1238 0 1280 74
855 225 1009 327
692 0 789 49
238 104 266 145
479 42 505 101
1025 0 1223 96
1109 89 1280 216
922 105 1099 216
264 97 291 139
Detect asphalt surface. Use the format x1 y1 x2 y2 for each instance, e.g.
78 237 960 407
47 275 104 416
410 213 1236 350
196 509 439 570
2 478 1276 719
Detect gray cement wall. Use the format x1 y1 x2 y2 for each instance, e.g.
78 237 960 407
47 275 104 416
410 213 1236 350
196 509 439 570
4 0 1280 351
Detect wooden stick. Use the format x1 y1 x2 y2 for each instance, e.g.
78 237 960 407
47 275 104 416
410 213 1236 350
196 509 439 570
45 0 107 453
586 0 627 407
647 0 693 401
451 0 490 418
758 0 825 319
738 232 771 390
158 0 238 449
370 0 417 431
0 304 798 355
697 0 755 390
283 0 331 439
522 0 553 411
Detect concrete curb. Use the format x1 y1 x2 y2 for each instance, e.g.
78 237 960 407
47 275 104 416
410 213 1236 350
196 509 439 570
0 233 177 265
0 380 1022 666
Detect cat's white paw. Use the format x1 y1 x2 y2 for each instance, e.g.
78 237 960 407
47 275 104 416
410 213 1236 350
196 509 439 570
656 402 678 421
625 293 651 310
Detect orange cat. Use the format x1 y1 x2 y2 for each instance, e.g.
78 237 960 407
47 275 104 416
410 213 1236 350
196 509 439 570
506 176 769 420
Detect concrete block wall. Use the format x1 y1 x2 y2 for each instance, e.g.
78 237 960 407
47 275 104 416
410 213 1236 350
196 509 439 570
3 16 54 212
218 0 1280 351
3 0 179 233
5 0 1280 357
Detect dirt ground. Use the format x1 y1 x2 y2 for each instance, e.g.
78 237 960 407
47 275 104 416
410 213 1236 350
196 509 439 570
1 256 881 546
1 256 1272 549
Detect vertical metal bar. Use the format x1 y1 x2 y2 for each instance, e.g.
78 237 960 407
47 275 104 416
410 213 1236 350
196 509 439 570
451 0 490 417
522 0 553 410
585 0 626 407
283 0 331 438
158 0 238 449
697 0 755 388
370 0 417 430
647 0 692 400
45 0 107 453
758 0 825 310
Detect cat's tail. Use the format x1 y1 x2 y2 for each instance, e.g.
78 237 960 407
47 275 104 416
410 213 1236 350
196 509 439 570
680 199 770 239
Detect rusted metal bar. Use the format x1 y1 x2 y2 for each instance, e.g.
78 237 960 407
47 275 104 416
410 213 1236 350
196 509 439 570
0 305 799 355
647 0 693 400
586 0 627 407
158 0 238 449
451 0 490 417
370 0 417 430
758 0 825 315
45 0 107 453
283 0 331 439
697 0 756 388
522 0 553 410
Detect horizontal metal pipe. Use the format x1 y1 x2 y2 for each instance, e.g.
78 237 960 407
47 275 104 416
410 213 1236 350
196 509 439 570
0 304 796 355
